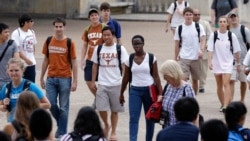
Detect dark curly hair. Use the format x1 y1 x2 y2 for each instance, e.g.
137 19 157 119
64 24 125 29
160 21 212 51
73 106 104 137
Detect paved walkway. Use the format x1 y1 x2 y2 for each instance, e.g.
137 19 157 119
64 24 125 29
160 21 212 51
0 15 249 141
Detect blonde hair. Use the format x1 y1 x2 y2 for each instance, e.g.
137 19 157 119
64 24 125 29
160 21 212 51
160 60 183 82
7 58 26 71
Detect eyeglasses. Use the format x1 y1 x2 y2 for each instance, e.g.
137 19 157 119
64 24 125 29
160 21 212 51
194 14 200 16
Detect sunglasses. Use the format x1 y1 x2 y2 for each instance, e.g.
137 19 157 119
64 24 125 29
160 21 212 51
194 14 200 16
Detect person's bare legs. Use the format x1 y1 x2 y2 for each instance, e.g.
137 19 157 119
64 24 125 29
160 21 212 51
192 79 198 95
229 80 235 100
223 74 232 107
86 81 96 96
99 111 110 137
214 74 224 106
240 81 247 102
171 28 176 35
110 112 118 140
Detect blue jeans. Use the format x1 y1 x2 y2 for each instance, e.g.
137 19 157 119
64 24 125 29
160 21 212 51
129 86 155 141
46 77 71 137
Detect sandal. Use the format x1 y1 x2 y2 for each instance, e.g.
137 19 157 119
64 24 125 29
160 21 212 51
109 135 117 141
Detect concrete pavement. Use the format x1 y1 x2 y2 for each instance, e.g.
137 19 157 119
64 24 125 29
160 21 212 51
0 15 249 141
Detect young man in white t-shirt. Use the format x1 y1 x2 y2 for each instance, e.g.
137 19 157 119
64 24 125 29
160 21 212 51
11 14 37 82
174 7 206 95
91 26 128 140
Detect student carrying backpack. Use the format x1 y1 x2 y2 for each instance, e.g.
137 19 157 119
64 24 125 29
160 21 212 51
5 80 31 111
178 22 200 48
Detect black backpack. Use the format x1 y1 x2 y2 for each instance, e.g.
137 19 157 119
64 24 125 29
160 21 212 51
5 80 31 111
240 25 250 51
178 22 200 48
46 36 72 67
213 30 233 54
97 44 122 75
128 53 154 82
173 0 187 13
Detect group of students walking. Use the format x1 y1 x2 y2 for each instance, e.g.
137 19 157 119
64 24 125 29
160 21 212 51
0 0 250 141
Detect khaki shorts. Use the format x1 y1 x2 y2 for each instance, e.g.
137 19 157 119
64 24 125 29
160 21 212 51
180 58 201 80
230 66 247 82
96 84 124 112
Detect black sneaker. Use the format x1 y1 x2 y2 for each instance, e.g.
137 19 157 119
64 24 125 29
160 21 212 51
199 88 205 93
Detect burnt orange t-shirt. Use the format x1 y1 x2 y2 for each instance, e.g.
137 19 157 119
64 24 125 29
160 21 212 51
82 23 103 60
42 36 77 78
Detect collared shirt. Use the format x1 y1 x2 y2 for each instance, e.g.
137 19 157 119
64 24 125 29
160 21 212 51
162 83 195 127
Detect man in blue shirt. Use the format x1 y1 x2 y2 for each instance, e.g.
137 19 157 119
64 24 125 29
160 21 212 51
99 2 122 45
156 97 200 141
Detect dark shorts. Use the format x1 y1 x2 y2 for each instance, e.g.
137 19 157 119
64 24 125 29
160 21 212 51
84 60 93 81
23 65 36 83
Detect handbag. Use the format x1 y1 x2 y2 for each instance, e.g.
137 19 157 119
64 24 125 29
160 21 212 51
149 84 158 102
146 101 162 122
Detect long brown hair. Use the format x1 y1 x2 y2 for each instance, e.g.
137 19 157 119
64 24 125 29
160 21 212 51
15 91 40 141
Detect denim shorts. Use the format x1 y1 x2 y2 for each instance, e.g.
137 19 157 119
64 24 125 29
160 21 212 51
84 60 93 81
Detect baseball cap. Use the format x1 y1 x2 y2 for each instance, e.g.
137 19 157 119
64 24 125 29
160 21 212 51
88 8 99 18
228 12 238 18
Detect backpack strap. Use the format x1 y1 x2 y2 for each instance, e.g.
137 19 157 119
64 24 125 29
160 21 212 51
116 44 122 75
228 31 233 54
5 81 12 112
0 39 14 62
46 36 52 58
213 31 218 48
97 44 103 67
148 53 154 76
195 22 200 42
128 53 135 83
23 80 31 91
182 85 188 97
173 1 187 13
241 25 250 51
162 83 169 96
173 1 177 13
178 24 183 48
46 36 72 66
12 120 21 133
66 38 72 67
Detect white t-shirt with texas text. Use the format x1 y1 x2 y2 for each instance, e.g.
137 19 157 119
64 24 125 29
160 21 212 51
91 44 128 86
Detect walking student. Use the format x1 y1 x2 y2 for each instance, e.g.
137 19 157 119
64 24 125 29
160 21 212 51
91 26 128 140
207 16 241 112
81 8 104 101
0 23 19 89
228 12 250 103
99 2 122 45
40 17 78 139
193 9 212 93
174 7 206 95
11 14 37 82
